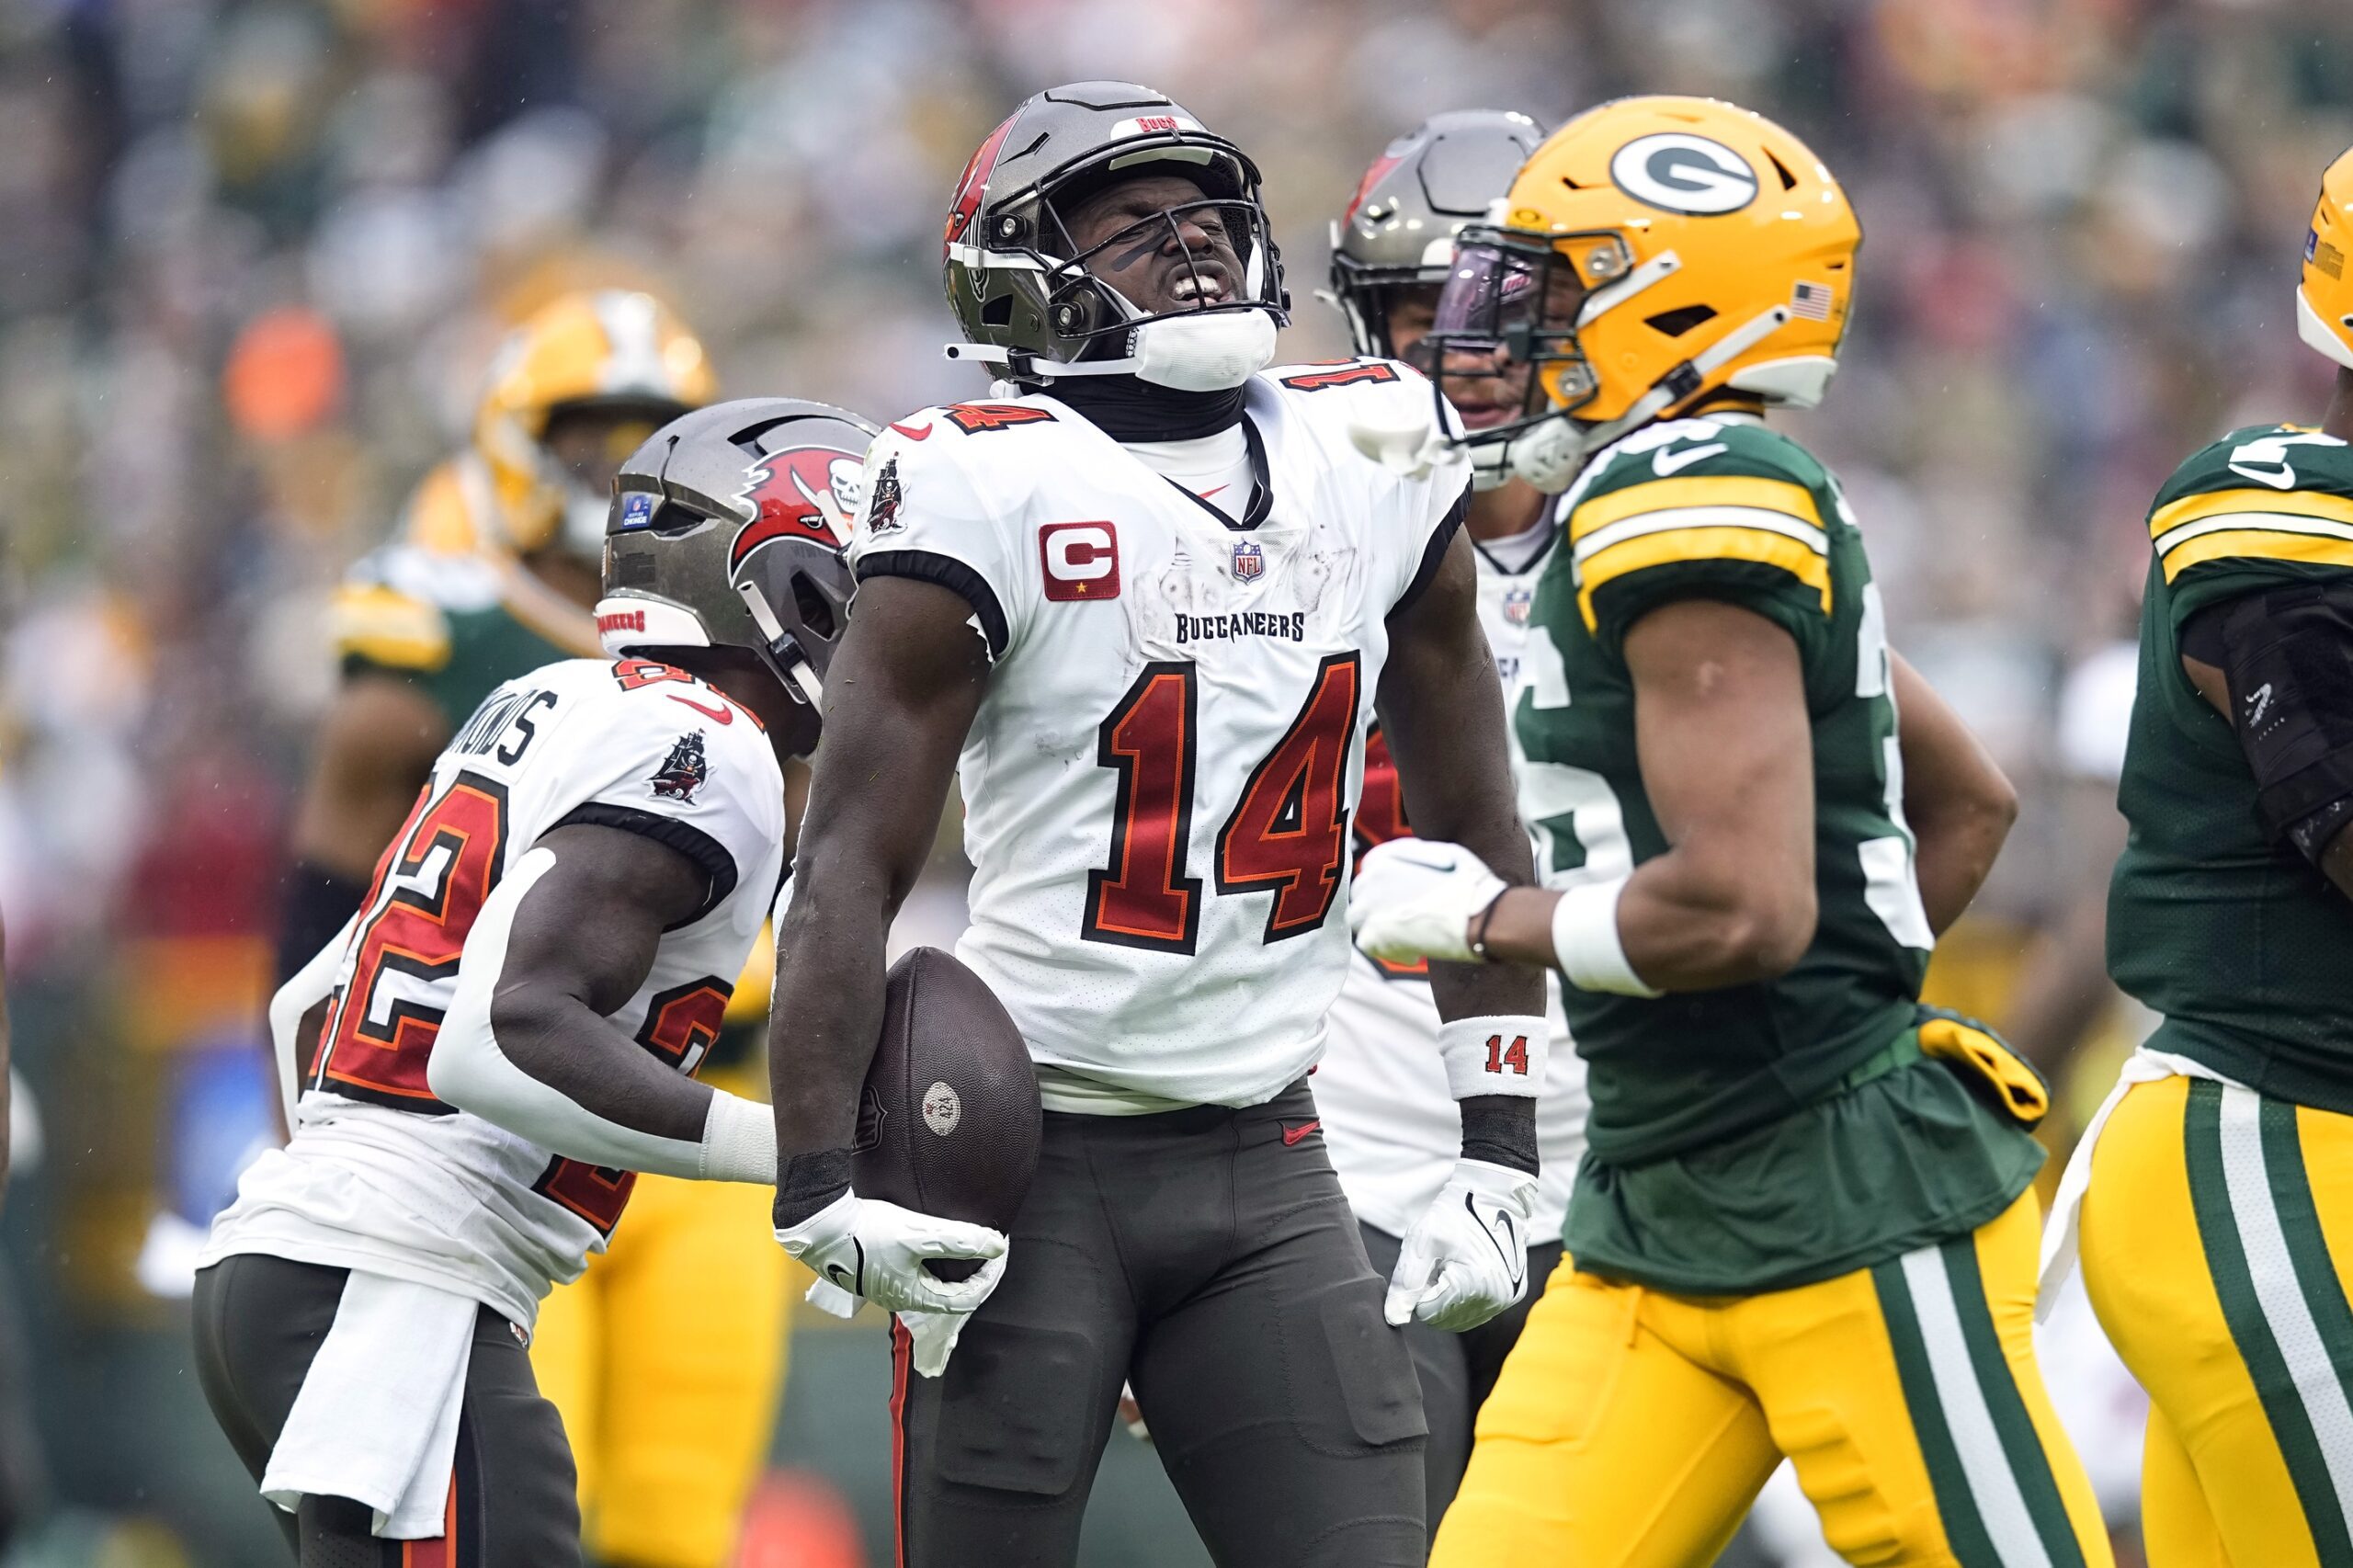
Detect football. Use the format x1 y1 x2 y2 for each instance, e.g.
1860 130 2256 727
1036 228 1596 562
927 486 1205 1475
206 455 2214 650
854 946 1042 1278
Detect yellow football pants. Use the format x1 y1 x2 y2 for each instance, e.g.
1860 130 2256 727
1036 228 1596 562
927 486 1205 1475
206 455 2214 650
531 1173 790 1568
2080 1074 2353 1568
1433 1189 2110 1567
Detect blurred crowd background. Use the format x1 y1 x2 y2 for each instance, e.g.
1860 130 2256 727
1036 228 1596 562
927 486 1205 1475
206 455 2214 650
3 0 2351 1562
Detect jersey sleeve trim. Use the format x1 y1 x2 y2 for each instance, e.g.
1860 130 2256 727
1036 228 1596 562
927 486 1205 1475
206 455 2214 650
854 548 1011 658
552 801 740 926
1392 484 1472 616
2150 486 2353 582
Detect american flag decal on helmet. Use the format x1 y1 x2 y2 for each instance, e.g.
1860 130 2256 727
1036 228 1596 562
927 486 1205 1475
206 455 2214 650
1790 281 1834 322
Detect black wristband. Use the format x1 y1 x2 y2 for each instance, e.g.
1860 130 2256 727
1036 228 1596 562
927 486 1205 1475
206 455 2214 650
773 1147 854 1229
1460 1095 1540 1176
278 861 366 986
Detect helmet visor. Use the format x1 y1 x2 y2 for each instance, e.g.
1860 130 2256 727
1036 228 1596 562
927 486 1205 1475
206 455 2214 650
1425 230 1611 441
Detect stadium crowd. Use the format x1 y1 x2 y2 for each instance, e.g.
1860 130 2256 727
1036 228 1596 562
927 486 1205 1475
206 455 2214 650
3 0 2353 1562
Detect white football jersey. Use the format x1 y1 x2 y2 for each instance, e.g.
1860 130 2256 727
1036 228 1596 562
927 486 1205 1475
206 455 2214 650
847 361 1470 1111
202 657 784 1328
1315 530 1588 1244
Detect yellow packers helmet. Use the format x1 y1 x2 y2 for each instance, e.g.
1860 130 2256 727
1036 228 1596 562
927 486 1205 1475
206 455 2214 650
472 290 717 558
1426 96 1859 490
2298 147 2353 369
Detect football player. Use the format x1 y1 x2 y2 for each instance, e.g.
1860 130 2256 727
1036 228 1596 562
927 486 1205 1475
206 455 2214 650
193 402 1005 1566
766 83 1548 1566
2042 144 2353 1565
1315 108 1590 1529
276 293 793 1568
281 290 715 971
1348 97 2113 1565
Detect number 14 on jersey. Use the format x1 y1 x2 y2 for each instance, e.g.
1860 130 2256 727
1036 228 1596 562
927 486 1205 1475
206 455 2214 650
1083 654 1363 955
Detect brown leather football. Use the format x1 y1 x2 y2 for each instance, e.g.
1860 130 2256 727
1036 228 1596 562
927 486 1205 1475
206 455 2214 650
852 947 1040 1279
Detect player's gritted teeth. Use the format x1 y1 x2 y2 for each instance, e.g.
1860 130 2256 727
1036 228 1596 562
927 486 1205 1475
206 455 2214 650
1166 263 1233 308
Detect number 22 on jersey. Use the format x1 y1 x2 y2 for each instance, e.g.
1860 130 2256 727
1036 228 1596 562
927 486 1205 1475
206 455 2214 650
1083 653 1362 954
313 773 511 1108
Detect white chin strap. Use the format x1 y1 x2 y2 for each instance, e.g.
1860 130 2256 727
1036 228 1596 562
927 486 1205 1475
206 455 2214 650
1509 303 1795 493
948 308 1279 392
945 248 1279 392
782 656 822 707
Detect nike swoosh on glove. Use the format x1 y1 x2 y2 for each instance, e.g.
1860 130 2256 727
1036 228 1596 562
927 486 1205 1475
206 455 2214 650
776 1188 1007 1316
1383 1158 1538 1332
1348 839 1506 966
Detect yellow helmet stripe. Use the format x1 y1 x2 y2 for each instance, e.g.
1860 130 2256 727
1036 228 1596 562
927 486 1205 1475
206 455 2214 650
1576 523 1833 631
2149 484 2353 542
2161 527 2353 584
1568 473 1824 544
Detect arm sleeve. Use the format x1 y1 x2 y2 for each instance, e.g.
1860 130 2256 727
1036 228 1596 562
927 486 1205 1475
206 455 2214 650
270 916 357 1125
1567 452 1836 659
426 848 771 1180
847 425 1026 660
538 679 787 928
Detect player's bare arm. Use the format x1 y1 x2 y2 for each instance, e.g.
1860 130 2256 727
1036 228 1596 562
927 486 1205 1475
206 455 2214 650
289 674 450 881
449 824 731 1144
1376 530 1544 1025
421 819 771 1183
279 674 451 1005
1890 651 2018 934
763 575 1005 1313
769 576 989 1157
1461 599 1816 990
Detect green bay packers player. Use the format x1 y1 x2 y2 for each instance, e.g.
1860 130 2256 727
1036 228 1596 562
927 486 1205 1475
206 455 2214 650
276 292 793 1568
1347 97 2111 1566
2041 146 2353 1568
1315 108 1587 1531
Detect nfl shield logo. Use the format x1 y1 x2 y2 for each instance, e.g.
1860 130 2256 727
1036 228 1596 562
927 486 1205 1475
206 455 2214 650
1503 585 1533 624
1232 540 1264 581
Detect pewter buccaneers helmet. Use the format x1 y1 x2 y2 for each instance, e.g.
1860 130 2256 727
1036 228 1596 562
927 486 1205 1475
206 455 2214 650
597 398 872 710
940 81 1290 380
1326 110 1548 360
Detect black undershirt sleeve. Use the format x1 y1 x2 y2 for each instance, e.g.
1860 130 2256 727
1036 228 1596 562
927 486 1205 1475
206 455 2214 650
2182 580 2353 865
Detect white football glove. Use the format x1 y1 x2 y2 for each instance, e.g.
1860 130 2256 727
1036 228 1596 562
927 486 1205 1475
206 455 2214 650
798 1278 980 1380
1347 384 1455 481
897 1309 973 1379
1383 1158 1538 1332
1349 839 1506 966
776 1188 1007 1317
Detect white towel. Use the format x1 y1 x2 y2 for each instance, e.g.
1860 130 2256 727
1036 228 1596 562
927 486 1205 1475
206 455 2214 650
2035 1045 2240 1322
261 1271 478 1539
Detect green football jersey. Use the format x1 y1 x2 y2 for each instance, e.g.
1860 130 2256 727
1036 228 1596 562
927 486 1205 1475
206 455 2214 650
332 543 597 733
2109 424 2353 1112
1518 415 2041 1292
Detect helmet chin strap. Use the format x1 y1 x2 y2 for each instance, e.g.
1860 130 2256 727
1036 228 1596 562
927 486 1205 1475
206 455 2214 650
1510 303 1794 492
947 248 1278 391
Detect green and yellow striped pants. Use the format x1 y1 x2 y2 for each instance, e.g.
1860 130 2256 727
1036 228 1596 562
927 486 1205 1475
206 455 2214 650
2083 1074 2353 1568
1432 1189 2111 1566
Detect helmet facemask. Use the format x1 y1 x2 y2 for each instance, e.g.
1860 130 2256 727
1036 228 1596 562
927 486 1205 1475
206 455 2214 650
1427 222 1797 491
945 122 1290 388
